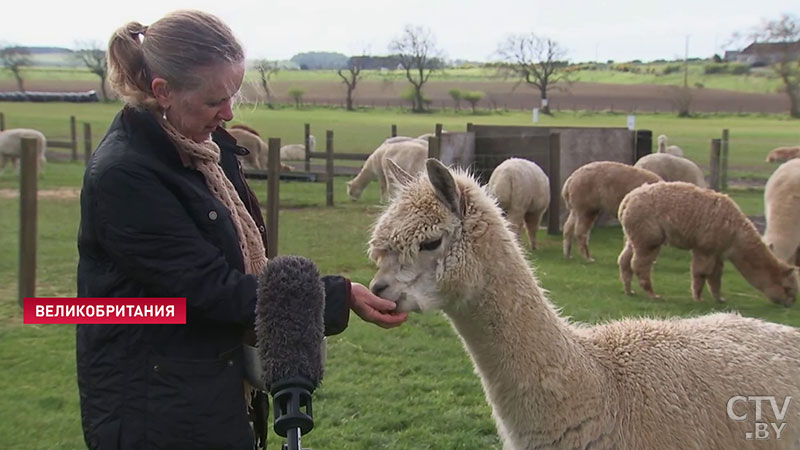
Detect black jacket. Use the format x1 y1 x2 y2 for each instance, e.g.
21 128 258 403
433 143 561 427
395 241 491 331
76 106 350 450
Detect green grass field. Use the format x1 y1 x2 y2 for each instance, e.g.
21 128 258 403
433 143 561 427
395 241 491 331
0 103 799 449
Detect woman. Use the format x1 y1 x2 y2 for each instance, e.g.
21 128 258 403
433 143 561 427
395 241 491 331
76 10 406 450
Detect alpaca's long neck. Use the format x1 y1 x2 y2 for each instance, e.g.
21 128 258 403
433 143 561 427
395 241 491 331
351 160 376 189
728 226 787 291
443 242 611 445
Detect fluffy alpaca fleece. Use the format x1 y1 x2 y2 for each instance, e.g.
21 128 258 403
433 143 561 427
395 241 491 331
487 158 550 249
0 128 47 174
634 152 707 187
346 139 427 202
656 134 684 157
764 159 800 265
618 181 798 306
368 159 800 450
228 127 293 172
562 161 662 262
766 146 800 163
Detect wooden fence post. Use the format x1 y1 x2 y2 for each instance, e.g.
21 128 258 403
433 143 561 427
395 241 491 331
266 138 281 259
721 129 730 191
0 112 5 131
709 139 721 191
70 115 78 161
304 123 311 172
435 123 443 138
547 133 561 235
326 130 334 207
427 136 441 160
466 123 473 132
19 138 38 306
83 123 92 166
391 124 397 137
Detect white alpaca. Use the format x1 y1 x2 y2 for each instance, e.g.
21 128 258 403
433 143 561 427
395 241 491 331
0 128 47 174
280 135 315 161
656 134 684 157
346 140 427 202
634 152 707 187
764 159 800 266
486 158 550 250
368 158 800 450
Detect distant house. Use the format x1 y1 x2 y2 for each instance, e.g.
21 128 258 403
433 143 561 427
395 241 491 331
736 41 800 66
723 50 740 62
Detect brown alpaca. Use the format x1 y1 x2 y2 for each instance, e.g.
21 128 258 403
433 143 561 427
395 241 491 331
562 161 662 262
228 126 293 172
230 123 261 136
618 182 798 306
766 146 800 163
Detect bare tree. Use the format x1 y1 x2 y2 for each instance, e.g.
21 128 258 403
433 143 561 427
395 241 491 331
0 45 32 92
743 14 800 118
337 54 365 111
495 33 570 114
74 41 109 101
252 59 279 109
389 25 443 113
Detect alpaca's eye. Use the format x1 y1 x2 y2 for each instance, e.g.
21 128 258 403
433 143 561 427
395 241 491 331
420 237 442 251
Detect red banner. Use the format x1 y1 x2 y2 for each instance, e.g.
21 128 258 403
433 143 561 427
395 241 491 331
23 298 187 324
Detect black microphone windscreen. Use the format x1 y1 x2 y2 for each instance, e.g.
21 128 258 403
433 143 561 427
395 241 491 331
255 255 325 391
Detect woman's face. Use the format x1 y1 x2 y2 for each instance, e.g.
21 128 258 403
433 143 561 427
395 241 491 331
163 62 245 143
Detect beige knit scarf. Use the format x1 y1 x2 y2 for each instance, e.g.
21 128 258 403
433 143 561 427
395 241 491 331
160 118 268 276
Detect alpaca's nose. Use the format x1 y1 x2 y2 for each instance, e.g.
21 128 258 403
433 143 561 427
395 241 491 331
371 280 389 297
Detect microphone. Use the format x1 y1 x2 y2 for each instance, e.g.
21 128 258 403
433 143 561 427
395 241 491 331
255 255 325 450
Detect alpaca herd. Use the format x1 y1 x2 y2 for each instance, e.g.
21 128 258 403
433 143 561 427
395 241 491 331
369 159 800 450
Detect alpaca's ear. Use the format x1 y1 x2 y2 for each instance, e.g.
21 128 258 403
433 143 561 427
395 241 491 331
384 158 415 189
426 158 462 219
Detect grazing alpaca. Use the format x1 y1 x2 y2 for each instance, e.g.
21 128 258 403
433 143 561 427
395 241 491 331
228 126 293 172
656 134 684 157
618 181 798 306
368 159 800 450
486 158 550 250
766 146 800 163
764 159 800 266
0 128 47 174
562 161 662 262
346 140 427 202
280 135 315 161
634 152 707 187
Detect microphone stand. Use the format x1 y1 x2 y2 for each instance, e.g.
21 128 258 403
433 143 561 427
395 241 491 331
271 377 315 450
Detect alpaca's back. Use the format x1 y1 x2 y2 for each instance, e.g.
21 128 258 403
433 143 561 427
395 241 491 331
588 313 800 449
766 146 800 163
377 141 428 179
565 161 662 217
634 153 706 187
619 181 750 251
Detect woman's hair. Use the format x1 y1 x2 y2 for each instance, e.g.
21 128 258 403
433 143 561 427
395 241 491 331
107 10 245 109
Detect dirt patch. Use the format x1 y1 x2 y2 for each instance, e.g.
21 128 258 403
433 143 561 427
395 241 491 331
0 187 80 199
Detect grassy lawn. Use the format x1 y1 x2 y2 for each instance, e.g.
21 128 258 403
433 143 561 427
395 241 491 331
0 104 798 449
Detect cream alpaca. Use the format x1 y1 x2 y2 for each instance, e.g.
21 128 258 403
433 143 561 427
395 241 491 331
487 158 550 249
766 146 800 163
618 181 798 306
0 128 47 174
562 161 662 262
280 135 315 161
764 159 800 265
634 152 707 187
228 126 293 172
656 134 684 157
369 159 800 450
347 139 427 202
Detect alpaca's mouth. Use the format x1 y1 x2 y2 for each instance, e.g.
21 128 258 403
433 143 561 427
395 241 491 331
395 293 420 313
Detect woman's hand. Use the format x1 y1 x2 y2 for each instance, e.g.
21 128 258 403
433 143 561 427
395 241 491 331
348 282 408 328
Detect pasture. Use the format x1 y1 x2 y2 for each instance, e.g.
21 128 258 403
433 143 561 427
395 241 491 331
1 102 799 449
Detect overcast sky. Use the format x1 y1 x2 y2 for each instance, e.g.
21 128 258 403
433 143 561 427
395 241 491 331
2 0 797 63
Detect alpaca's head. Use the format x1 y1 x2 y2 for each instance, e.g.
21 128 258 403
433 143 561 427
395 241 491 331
346 178 363 201
760 264 798 307
308 135 316 151
657 134 667 150
368 158 510 313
